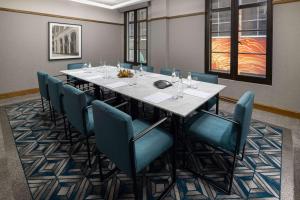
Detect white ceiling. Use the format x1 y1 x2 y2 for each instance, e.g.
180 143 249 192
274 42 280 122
69 0 149 9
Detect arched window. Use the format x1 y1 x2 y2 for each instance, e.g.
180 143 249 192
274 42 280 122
64 35 69 54
70 32 77 55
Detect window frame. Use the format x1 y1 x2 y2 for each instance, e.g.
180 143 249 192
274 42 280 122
124 8 148 65
205 0 273 85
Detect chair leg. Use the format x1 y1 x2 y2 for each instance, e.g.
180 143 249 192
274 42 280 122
53 110 56 126
68 122 73 145
86 136 92 168
216 94 219 114
132 173 138 200
48 101 53 120
63 115 68 139
241 143 246 161
98 153 104 181
228 152 238 194
41 97 45 112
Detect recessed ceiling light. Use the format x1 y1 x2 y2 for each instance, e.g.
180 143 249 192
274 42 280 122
69 0 149 9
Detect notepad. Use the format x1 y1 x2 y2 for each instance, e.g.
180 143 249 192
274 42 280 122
144 92 172 104
184 89 211 99
106 82 128 88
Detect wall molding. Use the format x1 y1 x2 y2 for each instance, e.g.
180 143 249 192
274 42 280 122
220 96 300 119
273 0 300 4
0 88 39 100
0 7 123 26
149 11 206 22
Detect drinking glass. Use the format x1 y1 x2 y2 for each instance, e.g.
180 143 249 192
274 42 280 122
187 72 192 88
192 76 198 89
139 64 144 76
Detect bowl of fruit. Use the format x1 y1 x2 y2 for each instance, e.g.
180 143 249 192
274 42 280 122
117 69 134 78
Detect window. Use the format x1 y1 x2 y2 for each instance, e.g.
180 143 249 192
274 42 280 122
205 0 273 84
125 8 148 65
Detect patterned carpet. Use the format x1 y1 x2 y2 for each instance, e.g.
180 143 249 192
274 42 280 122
5 99 283 200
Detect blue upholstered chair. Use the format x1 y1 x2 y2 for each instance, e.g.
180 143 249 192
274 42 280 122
191 72 219 113
67 63 88 86
37 72 52 114
160 67 180 76
135 65 154 73
120 63 133 69
141 65 154 72
184 91 255 194
47 76 68 138
92 100 176 199
62 84 95 167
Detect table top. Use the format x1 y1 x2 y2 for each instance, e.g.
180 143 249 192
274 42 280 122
61 66 226 117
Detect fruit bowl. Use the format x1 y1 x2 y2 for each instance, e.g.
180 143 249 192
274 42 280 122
117 69 134 78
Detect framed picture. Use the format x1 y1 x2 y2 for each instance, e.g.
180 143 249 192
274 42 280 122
48 22 82 61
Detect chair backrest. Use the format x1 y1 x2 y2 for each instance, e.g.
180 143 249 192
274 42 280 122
67 63 85 70
92 100 134 175
233 91 255 151
121 63 133 69
191 72 218 84
142 65 154 73
37 72 49 99
48 76 64 114
63 84 88 134
160 67 180 76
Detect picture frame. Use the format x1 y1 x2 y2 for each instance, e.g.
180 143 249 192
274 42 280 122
48 22 82 61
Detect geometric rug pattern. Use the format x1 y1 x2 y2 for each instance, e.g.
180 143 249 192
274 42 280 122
5 99 282 199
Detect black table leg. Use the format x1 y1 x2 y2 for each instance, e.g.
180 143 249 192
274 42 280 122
94 85 101 100
130 99 139 120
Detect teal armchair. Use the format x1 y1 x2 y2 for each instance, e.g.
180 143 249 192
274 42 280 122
37 72 52 117
67 63 88 87
47 76 68 139
191 72 219 113
184 91 255 194
120 63 133 69
160 67 180 76
62 84 95 167
92 100 176 200
140 65 154 72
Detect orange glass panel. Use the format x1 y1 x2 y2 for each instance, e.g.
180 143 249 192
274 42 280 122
238 37 266 54
238 54 266 77
211 52 231 73
212 37 231 53
211 37 231 72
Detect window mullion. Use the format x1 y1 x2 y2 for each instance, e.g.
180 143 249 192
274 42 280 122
231 0 239 79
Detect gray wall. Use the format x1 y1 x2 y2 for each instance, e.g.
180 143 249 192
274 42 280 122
0 11 123 93
148 0 300 112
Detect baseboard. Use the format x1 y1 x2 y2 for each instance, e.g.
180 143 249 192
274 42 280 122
220 96 300 119
0 88 39 100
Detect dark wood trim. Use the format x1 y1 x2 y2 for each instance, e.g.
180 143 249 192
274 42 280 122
220 96 300 119
205 0 273 85
0 7 123 26
0 88 39 100
124 8 148 65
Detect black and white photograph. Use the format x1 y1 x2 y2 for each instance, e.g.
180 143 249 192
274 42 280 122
49 22 82 60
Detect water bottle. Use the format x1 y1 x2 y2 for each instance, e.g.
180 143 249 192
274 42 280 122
177 78 184 98
139 64 144 76
171 68 176 83
187 72 192 88
88 62 92 68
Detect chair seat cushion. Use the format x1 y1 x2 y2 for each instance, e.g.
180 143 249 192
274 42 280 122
85 107 94 136
186 113 237 152
133 119 173 173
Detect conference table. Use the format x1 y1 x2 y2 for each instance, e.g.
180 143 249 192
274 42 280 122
61 66 226 141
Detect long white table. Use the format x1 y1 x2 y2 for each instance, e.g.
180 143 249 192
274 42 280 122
61 66 226 118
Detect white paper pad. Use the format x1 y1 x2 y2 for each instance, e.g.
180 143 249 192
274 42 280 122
184 89 211 99
106 82 128 88
143 92 172 104
147 73 161 78
68 70 85 75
